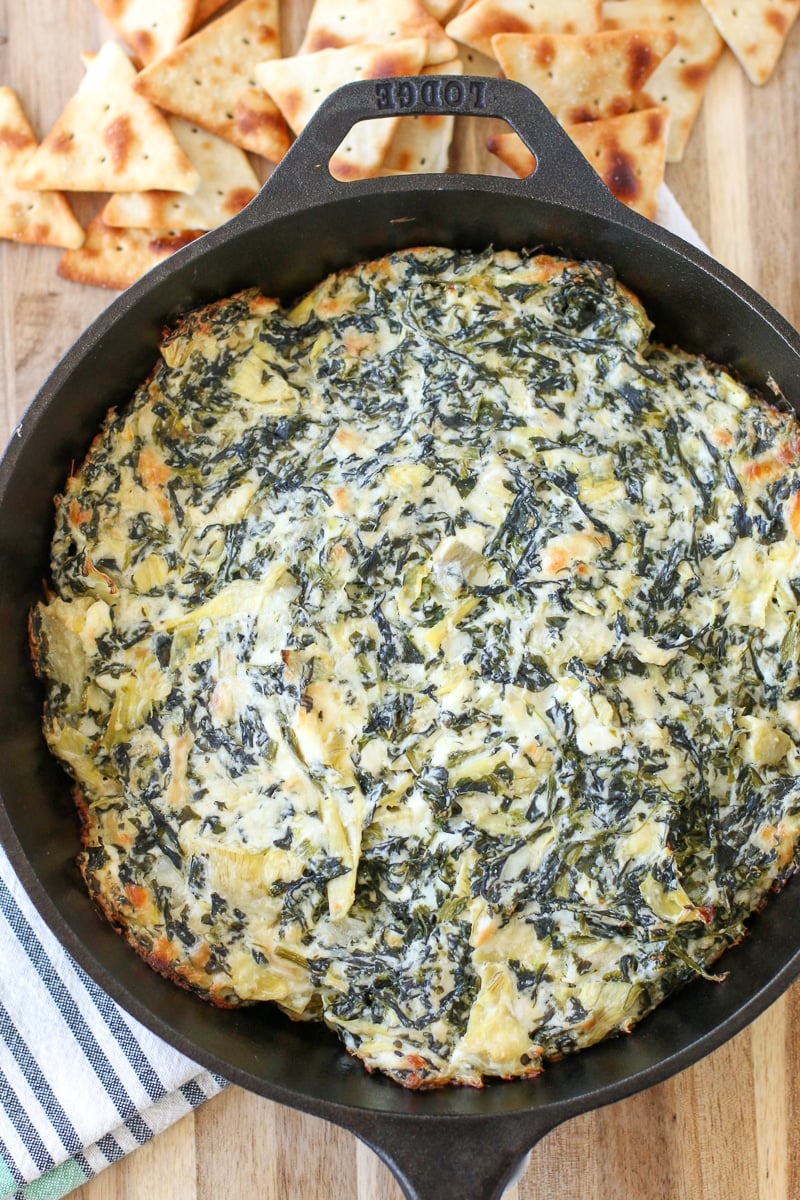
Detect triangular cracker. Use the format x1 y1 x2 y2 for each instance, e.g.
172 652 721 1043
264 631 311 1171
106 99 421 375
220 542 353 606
58 216 204 290
0 87 84 249
101 117 259 232
492 28 677 124
566 106 670 218
446 0 602 58
486 105 669 219
298 0 457 64
485 129 537 177
256 39 429 180
15 43 200 194
348 58 463 180
420 0 463 21
193 0 231 28
134 0 292 163
602 0 724 162
381 59 463 173
89 0 197 66
700 0 800 84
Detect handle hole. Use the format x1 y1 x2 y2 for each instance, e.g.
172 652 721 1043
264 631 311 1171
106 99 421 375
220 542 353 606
327 115 537 182
469 119 537 180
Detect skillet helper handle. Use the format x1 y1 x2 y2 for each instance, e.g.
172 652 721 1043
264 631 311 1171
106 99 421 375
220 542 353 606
253 74 621 218
343 1111 557 1200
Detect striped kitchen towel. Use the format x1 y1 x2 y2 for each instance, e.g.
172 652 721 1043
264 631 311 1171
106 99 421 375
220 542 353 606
0 844 227 1200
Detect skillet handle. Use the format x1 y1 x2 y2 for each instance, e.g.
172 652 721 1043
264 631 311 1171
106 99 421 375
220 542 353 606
251 74 621 220
340 1110 560 1200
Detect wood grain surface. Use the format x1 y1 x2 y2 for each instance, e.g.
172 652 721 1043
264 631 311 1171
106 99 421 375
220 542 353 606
2 2 799 1198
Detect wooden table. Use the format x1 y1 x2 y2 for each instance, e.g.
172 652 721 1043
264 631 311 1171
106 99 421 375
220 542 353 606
2 2 800 1197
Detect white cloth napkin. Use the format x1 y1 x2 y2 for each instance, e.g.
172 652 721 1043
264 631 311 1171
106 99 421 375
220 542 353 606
655 182 709 253
0 183 706 1200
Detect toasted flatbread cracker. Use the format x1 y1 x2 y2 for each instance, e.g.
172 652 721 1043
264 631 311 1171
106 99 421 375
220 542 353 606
0 87 84 249
256 39 429 180
15 43 200 194
602 0 724 161
566 106 669 218
101 117 259 231
58 216 203 290
135 0 291 162
299 0 457 64
492 28 677 123
486 105 669 219
193 0 230 27
700 0 800 84
485 129 537 176
89 0 197 66
446 0 602 57
420 0 463 22
381 58 463 173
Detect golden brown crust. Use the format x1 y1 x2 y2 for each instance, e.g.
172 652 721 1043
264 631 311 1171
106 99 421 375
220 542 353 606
76 834 243 1009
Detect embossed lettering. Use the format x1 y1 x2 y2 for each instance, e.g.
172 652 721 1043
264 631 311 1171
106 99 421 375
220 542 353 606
375 81 395 110
468 80 487 109
397 80 417 108
419 78 442 107
374 77 489 113
443 79 466 107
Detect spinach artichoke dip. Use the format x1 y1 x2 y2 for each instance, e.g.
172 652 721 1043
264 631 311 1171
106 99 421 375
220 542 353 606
31 247 800 1088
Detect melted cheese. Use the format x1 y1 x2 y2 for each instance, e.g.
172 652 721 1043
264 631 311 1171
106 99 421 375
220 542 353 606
32 247 800 1089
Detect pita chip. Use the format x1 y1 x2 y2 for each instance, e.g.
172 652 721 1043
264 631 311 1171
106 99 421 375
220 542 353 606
58 216 203 290
0 87 84 249
298 0 457 64
491 28 677 124
700 0 800 84
485 129 537 177
602 0 724 161
381 59 463 173
89 0 197 66
420 0 463 22
487 105 669 219
193 0 231 28
101 117 259 232
15 43 200 194
566 106 670 218
256 39 429 180
135 0 292 162
446 0 602 58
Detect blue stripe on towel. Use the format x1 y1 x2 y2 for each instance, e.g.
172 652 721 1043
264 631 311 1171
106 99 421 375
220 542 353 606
0 1003 82 1158
68 962 166 1105
0 1067 52 1174
0 877 139 1125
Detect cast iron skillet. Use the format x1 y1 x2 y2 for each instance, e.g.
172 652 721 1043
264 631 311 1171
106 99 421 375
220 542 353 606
2 77 800 1200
